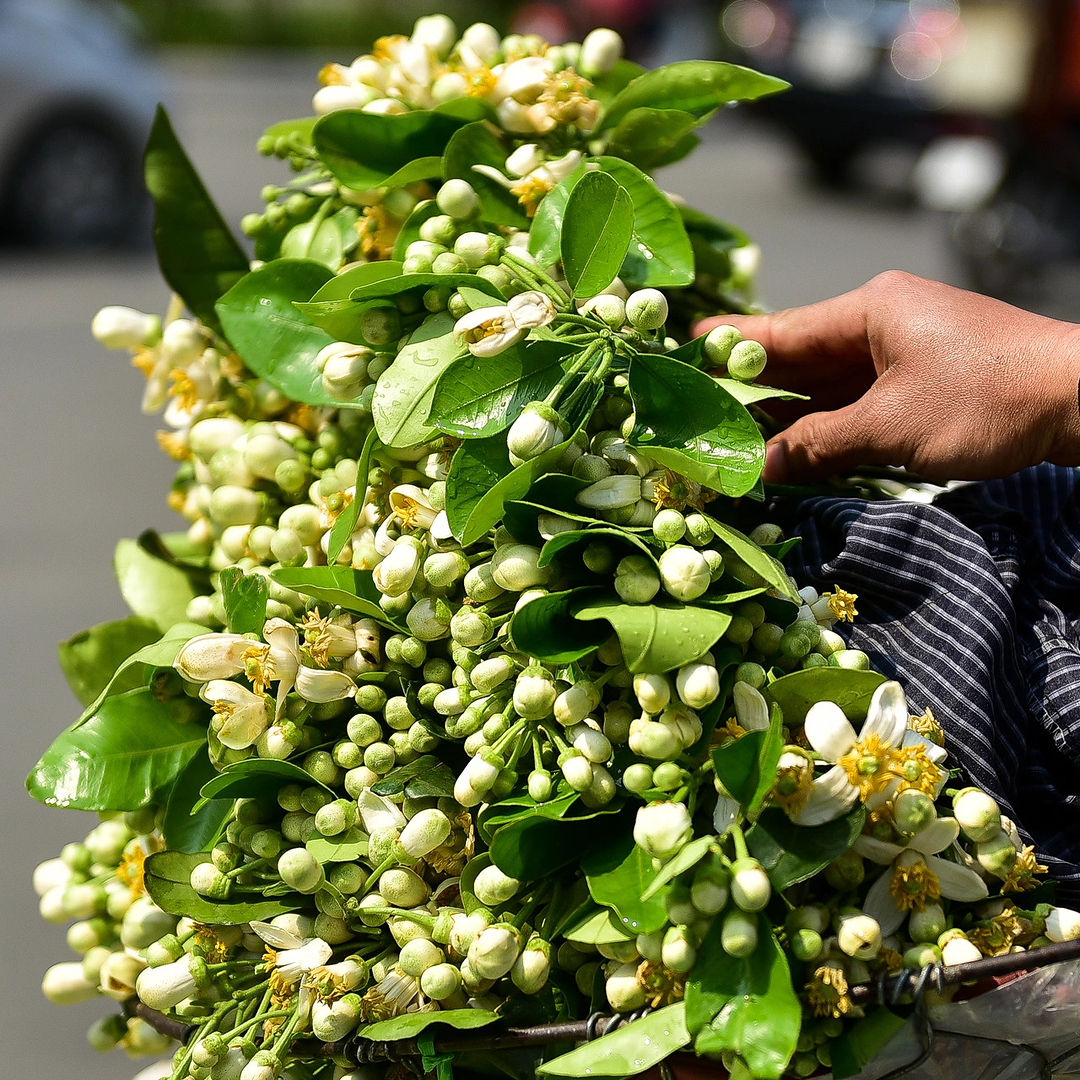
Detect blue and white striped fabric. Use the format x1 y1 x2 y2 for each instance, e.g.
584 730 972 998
785 463 1080 903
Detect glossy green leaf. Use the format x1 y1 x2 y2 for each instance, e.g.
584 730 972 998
310 261 405 304
360 1009 499 1043
443 122 528 227
561 171 635 298
508 588 608 665
715 379 809 406
627 353 764 499
711 711 783 819
269 565 403 629
429 340 575 439
563 906 638 945
327 426 379 564
372 313 463 448
605 107 704 171
163 749 229 853
747 806 866 892
143 107 249 334
590 58 647 105
595 158 695 288
707 518 801 603
538 1003 689 1077
583 831 667 934
218 567 269 636
306 827 368 863
74 621 208 727
687 917 800 1079
528 162 586 267
640 835 716 901
350 273 504 305
58 617 160 707
538 527 658 569
216 260 342 407
27 688 206 811
115 538 201 633
445 431 580 547
830 1008 908 1080
573 597 731 674
145 850 304 924
371 755 456 799
766 668 887 725
196 758 332 810
313 110 465 189
393 199 440 261
602 61 789 130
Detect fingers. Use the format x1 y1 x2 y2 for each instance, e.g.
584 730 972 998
761 397 909 484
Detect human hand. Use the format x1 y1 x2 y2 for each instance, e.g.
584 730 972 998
692 272 1080 484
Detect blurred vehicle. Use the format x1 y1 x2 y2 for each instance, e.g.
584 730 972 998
716 0 1042 186
0 0 165 247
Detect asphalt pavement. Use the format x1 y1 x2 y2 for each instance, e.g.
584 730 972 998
1 47 1075 1080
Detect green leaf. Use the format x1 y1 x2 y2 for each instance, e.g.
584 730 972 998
27 688 206 811
677 204 752 285
74 621 208 727
711 712 783 819
538 527 658 569
766 668 887 725
163 749 229 853
528 162 586 267
313 110 466 189
327 426 378 564
538 1003 690 1078
443 122 528 227
582 831 667 934
595 158 695 288
143 107 249 334
144 850 304 924
306 827 368 863
687 917 800 1079
830 1009 908 1080
278 206 357 270
219 567 269 635
216 260 343 407
746 806 867 891
573 597 732 674
303 261 406 342
270 565 403 630
115 538 201 633
563 906 638 945
360 1009 499 1043
715 379 809 406
640 835 716 901
372 313 463 447
196 758 332 810
602 61 789 130
393 199 440 261
707 518 801 603
371 756 457 799
605 107 704 171
627 353 764 499
58 617 161 707
560 171 635 299
508 588 608 665
428 340 575 439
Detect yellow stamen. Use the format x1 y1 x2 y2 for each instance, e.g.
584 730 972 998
166 490 186 514
116 837 162 898
461 65 497 97
636 960 685 1008
771 760 814 813
372 36 407 61
156 430 191 461
969 907 1024 956
888 859 941 912
357 204 400 261
194 926 230 964
300 610 332 668
509 175 553 218
1002 845 1048 893
908 707 945 746
717 717 747 744
649 468 703 512
131 346 157 378
887 744 945 796
537 69 599 127
875 947 905 974
837 733 896 799
462 316 510 344
806 964 853 1019
827 587 858 623
318 62 347 86
168 368 200 412
242 643 274 695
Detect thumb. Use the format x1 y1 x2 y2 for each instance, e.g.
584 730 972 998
762 400 906 484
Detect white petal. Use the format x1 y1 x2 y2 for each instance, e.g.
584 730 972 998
862 866 907 937
467 325 526 357
546 149 584 182
902 729 948 764
174 633 250 682
909 817 960 856
790 765 860 825
358 789 407 832
713 793 739 836
295 666 355 702
454 306 513 337
852 835 906 865
506 290 556 329
861 681 908 748
250 922 304 950
733 682 769 731
430 511 454 543
804 701 857 761
926 855 990 902
471 163 515 189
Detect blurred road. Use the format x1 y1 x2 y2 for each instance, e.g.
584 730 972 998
1 49 1077 1080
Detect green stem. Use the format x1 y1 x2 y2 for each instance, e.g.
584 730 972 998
501 249 570 311
491 717 529 757
224 1009 293 1042
729 823 750 862
542 338 602 409
226 857 270 880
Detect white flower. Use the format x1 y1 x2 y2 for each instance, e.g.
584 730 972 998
579 28 624 76
174 632 252 683
733 681 770 731
136 954 198 1011
453 305 526 357
505 143 545 177
791 682 911 825
507 290 557 329
855 816 989 936
92 305 160 349
473 149 583 216
372 536 423 597
492 56 552 103
634 801 693 860
357 789 407 833
200 680 270 749
250 922 333 984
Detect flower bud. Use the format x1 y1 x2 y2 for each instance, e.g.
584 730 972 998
436 178 480 220
571 722 612 763
837 914 882 959
491 543 550 591
605 959 647 1011
626 289 669 331
576 474 641 511
136 954 198 1011
628 717 681 761
940 933 981 966
676 662 720 710
730 858 771 912
42 961 98 1005
449 912 490 957
514 667 557 719
661 925 697 973
579 28 624 76
634 672 671 715
908 902 947 944
953 788 1002 843
469 923 522 980
277 848 324 894
474 864 522 906
975 830 1018 878
614 553 660 604
455 230 505 268
791 928 824 961
582 293 626 328
721 910 759 958
99 951 147 1000
406 597 452 641
554 681 600 726
373 536 423 597
240 1049 282 1080
702 324 742 366
727 340 768 381
511 937 552 995
399 808 452 858
561 752 593 792
92 305 161 349
633 801 692 861
658 545 711 602
317 342 373 401
1045 907 1080 942
507 402 563 465
893 790 937 835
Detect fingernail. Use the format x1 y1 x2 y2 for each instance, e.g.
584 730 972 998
762 441 786 485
